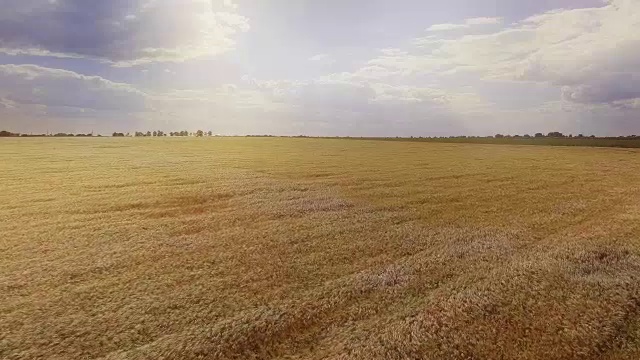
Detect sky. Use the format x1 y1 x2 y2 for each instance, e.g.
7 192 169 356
1 0 639 136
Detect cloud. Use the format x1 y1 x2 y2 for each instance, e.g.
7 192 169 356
427 23 468 32
4 0 640 136
0 0 249 66
308 53 336 66
245 76 457 111
0 64 149 111
149 85 303 135
366 0 640 109
228 73 496 136
561 74 640 104
466 17 503 26
427 17 502 32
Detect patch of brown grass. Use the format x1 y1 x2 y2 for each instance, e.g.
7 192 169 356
1 138 640 359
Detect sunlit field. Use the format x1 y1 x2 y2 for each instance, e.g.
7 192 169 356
2 137 640 359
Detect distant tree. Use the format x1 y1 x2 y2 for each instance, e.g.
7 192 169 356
196 130 204 137
523 134 531 138
577 134 584 138
0 130 19 137
534 133 544 138
547 131 564 138
152 131 157 137
146 131 152 137
207 131 213 136
494 134 505 138
112 132 125 137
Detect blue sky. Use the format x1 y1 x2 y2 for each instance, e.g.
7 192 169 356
1 0 639 136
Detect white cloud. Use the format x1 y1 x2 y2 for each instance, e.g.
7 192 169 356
4 0 640 136
0 64 154 133
466 17 503 26
0 0 250 66
427 23 469 32
427 17 503 32
225 73 496 136
309 53 336 66
367 0 640 110
0 64 149 111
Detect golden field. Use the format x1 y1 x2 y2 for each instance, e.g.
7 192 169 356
2 137 640 359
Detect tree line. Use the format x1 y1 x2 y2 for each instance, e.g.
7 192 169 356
0 130 96 137
123 130 214 137
3 129 640 140
0 130 213 137
493 132 597 139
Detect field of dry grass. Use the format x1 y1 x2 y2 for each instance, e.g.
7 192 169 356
2 137 640 359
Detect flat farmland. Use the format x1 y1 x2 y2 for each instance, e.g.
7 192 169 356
2 138 640 359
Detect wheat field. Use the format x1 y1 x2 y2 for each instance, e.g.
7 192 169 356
2 137 640 359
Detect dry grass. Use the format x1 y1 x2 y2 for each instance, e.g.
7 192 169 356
2 137 640 359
